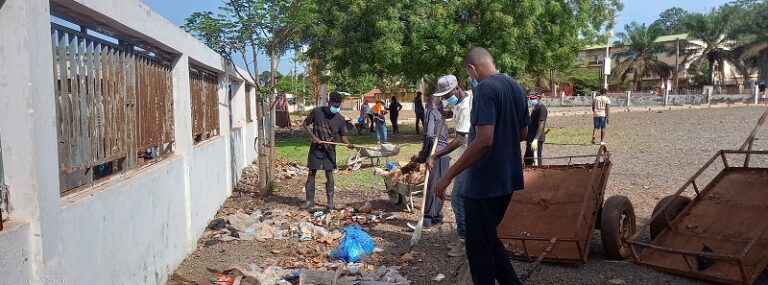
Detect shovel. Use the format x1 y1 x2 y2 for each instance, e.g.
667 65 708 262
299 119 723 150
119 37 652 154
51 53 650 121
409 120 445 250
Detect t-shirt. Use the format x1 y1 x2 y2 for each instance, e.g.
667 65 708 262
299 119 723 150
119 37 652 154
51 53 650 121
593 96 611 117
304 107 348 157
372 103 386 122
465 74 531 199
527 104 548 143
414 96 425 115
360 103 370 116
453 93 472 158
418 107 449 159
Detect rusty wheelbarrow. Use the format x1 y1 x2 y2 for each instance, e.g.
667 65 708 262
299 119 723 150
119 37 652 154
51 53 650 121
498 145 637 264
630 109 768 285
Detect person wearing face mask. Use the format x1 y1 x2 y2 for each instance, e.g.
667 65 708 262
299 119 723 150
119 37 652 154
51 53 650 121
302 91 354 210
524 93 547 166
424 74 472 257
434 47 529 285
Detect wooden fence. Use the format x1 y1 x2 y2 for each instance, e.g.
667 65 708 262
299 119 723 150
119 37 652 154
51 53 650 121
189 67 220 142
51 24 175 193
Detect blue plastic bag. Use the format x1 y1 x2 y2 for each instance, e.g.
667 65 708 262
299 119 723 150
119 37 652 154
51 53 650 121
330 225 375 262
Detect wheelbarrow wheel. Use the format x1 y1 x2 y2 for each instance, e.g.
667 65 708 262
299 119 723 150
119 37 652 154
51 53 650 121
387 190 404 206
600 195 636 260
649 195 691 239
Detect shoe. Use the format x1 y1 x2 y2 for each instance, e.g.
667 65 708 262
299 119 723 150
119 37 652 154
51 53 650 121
591 137 596 144
300 182 315 209
600 141 606 145
448 241 466 257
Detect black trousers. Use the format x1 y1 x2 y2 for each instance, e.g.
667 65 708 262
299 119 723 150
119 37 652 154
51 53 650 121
390 113 399 133
415 112 424 134
367 114 375 131
524 141 544 166
465 194 522 285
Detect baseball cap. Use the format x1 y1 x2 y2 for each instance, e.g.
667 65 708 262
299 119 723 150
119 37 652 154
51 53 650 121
433 75 458 97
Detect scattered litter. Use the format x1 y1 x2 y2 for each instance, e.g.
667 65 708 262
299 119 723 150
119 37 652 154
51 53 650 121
432 273 445 281
385 214 401 221
208 218 227 230
606 278 626 285
228 211 254 232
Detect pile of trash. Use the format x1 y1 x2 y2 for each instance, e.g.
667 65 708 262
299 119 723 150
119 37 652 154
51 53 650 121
274 157 307 181
171 263 410 285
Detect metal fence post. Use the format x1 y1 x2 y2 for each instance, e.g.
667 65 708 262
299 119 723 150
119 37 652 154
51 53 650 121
626 91 632 107
707 89 712 105
663 89 669 107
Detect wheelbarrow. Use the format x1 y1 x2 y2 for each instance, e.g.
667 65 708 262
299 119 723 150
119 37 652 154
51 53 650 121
383 179 424 213
630 109 768 285
497 145 637 264
345 143 400 171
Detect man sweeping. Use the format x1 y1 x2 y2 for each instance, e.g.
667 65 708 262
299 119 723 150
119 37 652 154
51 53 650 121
426 75 472 257
435 47 529 285
301 91 354 210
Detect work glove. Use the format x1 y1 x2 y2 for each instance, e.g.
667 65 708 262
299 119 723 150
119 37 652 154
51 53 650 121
531 139 539 151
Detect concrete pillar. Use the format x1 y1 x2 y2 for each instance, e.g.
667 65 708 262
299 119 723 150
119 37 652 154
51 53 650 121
663 88 669 107
626 91 632 107
754 85 760 105
707 89 713 105
560 91 565 106
0 0 62 280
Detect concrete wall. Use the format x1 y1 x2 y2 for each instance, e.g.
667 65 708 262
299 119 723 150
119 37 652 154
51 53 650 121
0 0 259 284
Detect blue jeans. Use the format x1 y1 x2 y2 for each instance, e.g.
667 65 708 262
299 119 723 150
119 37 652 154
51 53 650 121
452 171 467 240
593 116 607 129
375 120 388 142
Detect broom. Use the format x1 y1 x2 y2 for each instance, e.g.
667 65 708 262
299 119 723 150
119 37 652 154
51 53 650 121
409 119 445 250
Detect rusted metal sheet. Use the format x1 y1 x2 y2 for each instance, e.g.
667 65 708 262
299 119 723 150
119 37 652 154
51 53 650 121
51 25 175 193
631 150 768 285
189 67 220 142
497 153 612 263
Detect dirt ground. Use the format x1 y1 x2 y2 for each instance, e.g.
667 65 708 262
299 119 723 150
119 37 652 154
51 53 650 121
171 106 768 285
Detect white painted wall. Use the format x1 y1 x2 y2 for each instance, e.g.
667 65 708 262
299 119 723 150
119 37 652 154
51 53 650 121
0 0 259 284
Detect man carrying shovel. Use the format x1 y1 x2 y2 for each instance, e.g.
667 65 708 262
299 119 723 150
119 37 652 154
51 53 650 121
408 89 450 231
301 91 354 210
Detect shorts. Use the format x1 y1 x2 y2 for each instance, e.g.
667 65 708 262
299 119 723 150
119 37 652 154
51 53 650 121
593 116 607 129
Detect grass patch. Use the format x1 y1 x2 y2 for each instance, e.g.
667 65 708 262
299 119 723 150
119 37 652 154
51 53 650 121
545 126 617 145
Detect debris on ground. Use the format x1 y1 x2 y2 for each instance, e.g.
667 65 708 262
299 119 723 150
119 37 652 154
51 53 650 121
606 278 626 285
275 157 307 181
329 225 375 263
432 273 445 281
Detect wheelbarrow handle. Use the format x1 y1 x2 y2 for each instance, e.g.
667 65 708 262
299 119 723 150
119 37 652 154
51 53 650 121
317 141 357 148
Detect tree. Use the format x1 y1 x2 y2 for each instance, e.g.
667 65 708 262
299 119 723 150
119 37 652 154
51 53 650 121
184 0 315 188
682 8 735 85
306 0 623 87
729 0 768 82
611 22 673 91
654 7 689 35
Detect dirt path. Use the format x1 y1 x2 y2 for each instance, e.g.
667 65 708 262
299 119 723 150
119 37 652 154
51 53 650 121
171 106 768 285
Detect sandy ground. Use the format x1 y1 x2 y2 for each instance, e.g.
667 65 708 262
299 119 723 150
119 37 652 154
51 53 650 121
171 105 768 285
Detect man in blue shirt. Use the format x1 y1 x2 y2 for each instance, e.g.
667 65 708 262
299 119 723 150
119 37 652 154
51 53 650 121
435 47 530 285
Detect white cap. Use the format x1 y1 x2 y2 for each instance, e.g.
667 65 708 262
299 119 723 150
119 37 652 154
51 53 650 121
433 75 458 97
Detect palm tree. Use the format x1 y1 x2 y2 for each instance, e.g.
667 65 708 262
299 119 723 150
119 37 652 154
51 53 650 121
611 22 673 91
682 8 734 85
731 2 768 82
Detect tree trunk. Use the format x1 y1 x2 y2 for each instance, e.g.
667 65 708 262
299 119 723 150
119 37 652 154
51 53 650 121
708 58 716 86
760 50 768 83
256 96 268 189
267 51 279 185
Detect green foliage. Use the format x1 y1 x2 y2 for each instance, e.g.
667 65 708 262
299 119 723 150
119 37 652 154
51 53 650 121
611 22 673 91
687 61 711 88
682 8 735 85
653 7 689 35
560 67 601 93
306 0 622 82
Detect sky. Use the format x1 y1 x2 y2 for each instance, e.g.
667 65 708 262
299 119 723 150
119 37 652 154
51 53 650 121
139 0 732 75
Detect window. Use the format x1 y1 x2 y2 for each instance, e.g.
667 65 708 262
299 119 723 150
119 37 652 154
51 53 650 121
51 23 175 194
245 85 253 123
189 66 220 142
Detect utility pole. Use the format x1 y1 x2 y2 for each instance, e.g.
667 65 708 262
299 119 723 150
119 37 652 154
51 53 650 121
674 37 680 94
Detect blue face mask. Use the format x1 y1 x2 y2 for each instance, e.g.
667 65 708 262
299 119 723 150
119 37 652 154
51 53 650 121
471 79 479 88
443 95 459 106
530 99 538 106
329 106 341 113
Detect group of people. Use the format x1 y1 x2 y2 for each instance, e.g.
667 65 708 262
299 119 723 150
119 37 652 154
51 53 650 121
359 96 404 144
300 47 612 285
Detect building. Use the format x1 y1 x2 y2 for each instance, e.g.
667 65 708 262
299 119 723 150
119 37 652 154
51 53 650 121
0 1 262 284
578 34 758 94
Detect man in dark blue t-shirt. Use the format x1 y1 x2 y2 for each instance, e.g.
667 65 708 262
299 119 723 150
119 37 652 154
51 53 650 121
435 47 530 285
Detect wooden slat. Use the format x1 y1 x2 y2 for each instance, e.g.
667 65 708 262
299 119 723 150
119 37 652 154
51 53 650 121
76 36 88 167
85 39 96 166
67 34 80 168
52 30 65 169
